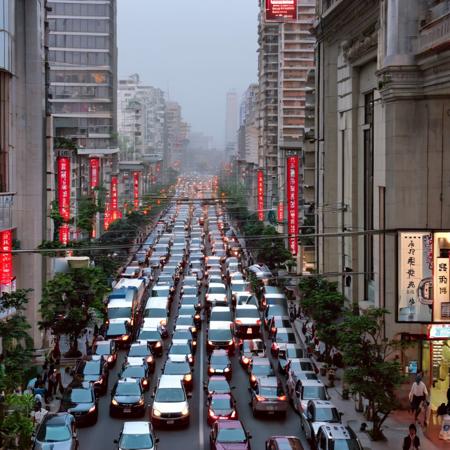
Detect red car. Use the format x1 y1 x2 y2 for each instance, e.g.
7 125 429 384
210 419 252 450
207 393 237 425
265 436 304 450
239 339 265 369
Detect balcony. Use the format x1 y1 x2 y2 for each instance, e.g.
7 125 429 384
0 193 15 231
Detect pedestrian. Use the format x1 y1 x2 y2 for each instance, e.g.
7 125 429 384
409 375 428 423
402 423 420 450
60 366 73 392
31 401 48 427
94 323 99 337
301 322 307 336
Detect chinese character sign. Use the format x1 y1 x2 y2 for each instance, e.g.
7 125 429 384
286 156 299 255
111 176 118 211
257 170 264 221
266 0 297 21
59 225 70 246
89 158 100 189
0 229 13 285
277 202 284 223
133 172 140 209
58 157 71 222
435 257 450 321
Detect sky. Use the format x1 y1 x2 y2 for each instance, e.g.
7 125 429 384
117 0 259 148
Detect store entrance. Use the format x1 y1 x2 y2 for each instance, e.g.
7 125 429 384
425 340 450 408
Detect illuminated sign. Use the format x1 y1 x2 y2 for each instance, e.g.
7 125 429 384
58 157 71 222
257 170 264 221
89 158 100 189
111 176 118 211
133 172 139 209
104 202 111 230
287 156 299 255
266 0 297 22
0 229 13 285
428 324 450 339
59 225 70 246
277 202 284 223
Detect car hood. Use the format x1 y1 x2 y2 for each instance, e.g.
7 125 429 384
67 403 93 413
114 395 142 404
34 441 73 450
83 374 100 383
207 294 226 300
143 318 165 328
215 443 248 450
153 400 188 414
168 354 187 363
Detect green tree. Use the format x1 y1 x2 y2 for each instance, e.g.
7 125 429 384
76 196 98 237
257 225 291 269
337 308 407 440
39 267 109 357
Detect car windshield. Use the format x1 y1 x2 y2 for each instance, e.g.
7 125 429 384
183 287 197 295
139 330 160 341
165 362 190 375
277 332 296 343
209 380 229 392
155 387 185 402
210 329 232 341
236 309 259 319
94 342 111 355
129 346 148 356
108 307 132 319
333 439 361 450
232 284 248 292
211 311 232 321
120 433 153 450
122 366 145 378
259 386 279 398
107 323 126 335
243 341 264 353
286 348 304 358
170 344 190 354
209 287 225 294
253 365 273 376
217 427 246 443
152 288 169 297
315 407 341 422
295 361 314 371
179 306 196 315
116 383 141 396
211 355 229 366
211 397 231 410
177 317 193 325
303 386 326 400
83 361 100 375
69 388 93 403
37 424 71 442
144 308 166 318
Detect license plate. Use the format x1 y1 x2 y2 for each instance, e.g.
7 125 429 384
124 408 131 413
268 410 275 414
247 328 253 334
216 369 223 373
167 420 174 424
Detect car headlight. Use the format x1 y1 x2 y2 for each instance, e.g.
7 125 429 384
138 398 145 405
88 405 96 413
111 399 119 406
181 406 189 416
155 342 162 348
153 408 161 417
208 340 213 346
224 367 230 372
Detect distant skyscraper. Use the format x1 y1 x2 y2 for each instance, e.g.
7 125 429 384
225 90 238 156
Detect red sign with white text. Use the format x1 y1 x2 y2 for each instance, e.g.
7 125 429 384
58 157 71 222
133 172 140 209
59 225 70 246
278 202 284 223
257 170 264 221
266 0 297 21
287 156 299 255
111 176 118 211
89 158 100 189
0 229 13 285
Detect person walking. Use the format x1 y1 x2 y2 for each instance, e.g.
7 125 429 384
402 423 420 450
409 375 428 423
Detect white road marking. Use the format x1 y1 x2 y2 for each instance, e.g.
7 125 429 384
198 314 205 448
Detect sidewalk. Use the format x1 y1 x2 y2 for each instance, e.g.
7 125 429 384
288 306 447 449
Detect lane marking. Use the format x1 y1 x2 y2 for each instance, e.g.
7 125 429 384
198 292 205 448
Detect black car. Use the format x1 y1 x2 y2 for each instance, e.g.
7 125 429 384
137 328 164 356
208 350 232 380
127 343 155 372
92 339 117 368
105 319 132 349
59 382 98 426
74 357 108 396
163 360 193 391
109 378 146 418
119 360 151 391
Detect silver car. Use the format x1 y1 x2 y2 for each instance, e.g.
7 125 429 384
32 413 78 450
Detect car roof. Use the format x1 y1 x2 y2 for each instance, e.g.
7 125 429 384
171 339 190 345
108 318 129 325
236 304 258 310
210 393 231 399
117 377 140 385
145 298 168 308
252 357 271 365
126 357 147 366
257 376 278 387
211 306 231 312
210 321 232 330
309 400 336 409
123 421 151 435
108 298 132 307
300 379 325 387
217 419 243 430
211 349 228 356
208 282 226 288
158 374 185 389
319 424 356 440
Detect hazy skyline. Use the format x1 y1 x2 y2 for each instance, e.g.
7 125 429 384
117 0 259 148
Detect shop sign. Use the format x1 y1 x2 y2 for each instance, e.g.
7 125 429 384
428 324 450 339
111 176 118 211
133 172 139 209
266 0 297 22
277 202 284 223
287 156 299 255
0 229 13 285
89 158 100 189
58 157 71 222
435 256 450 321
257 170 264 221
59 225 70 246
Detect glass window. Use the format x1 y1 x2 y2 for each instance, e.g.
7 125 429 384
155 387 185 402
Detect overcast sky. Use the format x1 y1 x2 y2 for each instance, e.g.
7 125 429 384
117 0 259 148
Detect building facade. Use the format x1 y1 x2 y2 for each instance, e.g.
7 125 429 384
225 90 238 157
165 101 189 172
315 0 450 407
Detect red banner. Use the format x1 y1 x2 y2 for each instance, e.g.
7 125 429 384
59 225 70 246
287 156 299 255
266 0 297 21
111 176 118 211
0 230 13 285
58 157 71 222
133 172 139 209
104 202 111 230
278 202 284 223
257 170 264 221
89 158 100 189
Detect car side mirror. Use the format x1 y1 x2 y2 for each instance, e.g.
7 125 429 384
113 439 118 444
187 392 192 398
247 432 252 439
203 382 208 390
155 438 160 443
340 412 344 417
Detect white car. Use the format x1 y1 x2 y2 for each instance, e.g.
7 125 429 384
206 282 228 307
114 421 158 450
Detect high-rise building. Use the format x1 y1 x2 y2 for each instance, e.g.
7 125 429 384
0 0 47 343
165 101 189 171
225 90 238 156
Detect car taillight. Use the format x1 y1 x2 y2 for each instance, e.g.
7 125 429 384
143 379 148 386
271 327 276 334
155 341 162 348
235 319 242 325
256 319 261 325
122 335 129 341
256 395 266 401
208 367 214 374
250 374 256 383
278 395 287 401
147 356 154 364
230 410 236 418
242 357 250 365
209 410 218 419
107 355 114 363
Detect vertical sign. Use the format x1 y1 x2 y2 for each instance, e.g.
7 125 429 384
0 229 13 285
266 0 297 21
277 202 284 223
257 170 264 221
58 157 71 222
89 158 100 189
111 176 118 211
287 156 299 255
104 201 111 230
59 225 70 246
435 257 450 321
133 172 140 209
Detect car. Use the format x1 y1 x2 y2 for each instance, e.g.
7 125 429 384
233 305 261 338
207 321 234 354
137 328 164 356
271 328 297 356
239 339 265 369
210 306 232 323
150 375 190 427
120 359 151 391
114 421 159 450
92 339 117 368
168 339 195 365
249 358 275 388
235 294 259 308
110 378 146 418
265 436 305 450
174 315 198 338
180 285 199 297
32 413 78 450
179 294 202 312
74 357 109 396
60 382 98 426
268 316 291 340
208 349 232 380
260 286 286 310
207 393 238 425
247 263 272 281
150 284 172 300
142 297 169 337
229 280 251 306
178 304 202 328
250 376 288 417
300 400 342 442
105 319 133 348
163 360 193 391
206 282 228 308
106 298 134 325
172 329 197 353
265 304 288 328
210 419 251 450
287 378 329 413
127 343 155 372
315 425 363 450
204 375 232 396
284 357 317 376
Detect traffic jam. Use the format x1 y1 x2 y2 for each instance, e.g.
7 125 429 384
41 177 363 450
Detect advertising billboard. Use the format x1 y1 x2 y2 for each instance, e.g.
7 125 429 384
133 172 140 209
58 157 71 222
257 170 264 221
89 158 100 189
287 155 299 255
277 202 284 223
0 229 13 285
59 225 70 246
266 0 297 22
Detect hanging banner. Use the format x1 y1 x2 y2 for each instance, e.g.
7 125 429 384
59 225 70 246
287 155 299 255
111 176 118 211
133 172 140 209
266 0 297 22
89 158 100 189
0 229 13 286
277 202 284 223
58 157 71 222
257 170 264 221
104 202 111 230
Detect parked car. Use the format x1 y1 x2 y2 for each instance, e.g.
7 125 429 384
32 413 78 450
300 400 342 442
286 378 328 413
315 424 363 450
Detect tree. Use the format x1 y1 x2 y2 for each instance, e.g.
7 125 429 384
39 267 109 357
257 226 292 269
337 308 407 440
76 196 99 237
0 290 34 392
